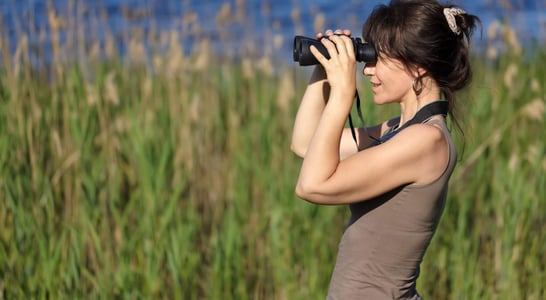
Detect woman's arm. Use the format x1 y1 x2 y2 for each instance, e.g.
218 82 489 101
290 63 384 160
295 123 448 204
290 65 329 157
295 34 359 200
290 66 380 159
291 29 375 160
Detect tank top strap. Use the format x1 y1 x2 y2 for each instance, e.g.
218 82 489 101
424 119 458 171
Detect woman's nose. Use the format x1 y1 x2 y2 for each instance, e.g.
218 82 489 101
362 63 375 76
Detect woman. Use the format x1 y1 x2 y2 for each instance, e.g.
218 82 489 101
290 0 480 299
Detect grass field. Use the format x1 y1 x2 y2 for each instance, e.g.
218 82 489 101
1 3 545 299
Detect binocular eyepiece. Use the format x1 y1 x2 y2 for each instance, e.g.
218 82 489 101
293 35 377 66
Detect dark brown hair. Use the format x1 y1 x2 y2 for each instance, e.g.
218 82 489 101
362 0 481 132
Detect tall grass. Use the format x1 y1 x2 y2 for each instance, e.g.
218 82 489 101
1 2 545 299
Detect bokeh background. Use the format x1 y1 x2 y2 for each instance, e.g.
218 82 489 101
1 0 545 299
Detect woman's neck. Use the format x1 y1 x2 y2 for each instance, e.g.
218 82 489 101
399 82 441 125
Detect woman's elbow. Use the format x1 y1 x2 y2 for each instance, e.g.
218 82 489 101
295 180 322 203
290 143 306 158
295 182 307 200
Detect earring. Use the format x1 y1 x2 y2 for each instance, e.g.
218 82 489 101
412 77 423 95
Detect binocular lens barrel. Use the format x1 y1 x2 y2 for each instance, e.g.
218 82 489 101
293 35 377 66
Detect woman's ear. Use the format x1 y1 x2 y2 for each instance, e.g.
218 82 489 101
411 66 427 79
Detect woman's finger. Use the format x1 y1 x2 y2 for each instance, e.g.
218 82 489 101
322 37 340 58
328 35 350 58
310 45 329 65
339 35 356 60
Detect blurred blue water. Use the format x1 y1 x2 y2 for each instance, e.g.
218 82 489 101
1 0 545 64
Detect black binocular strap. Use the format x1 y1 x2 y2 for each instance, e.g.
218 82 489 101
348 92 448 147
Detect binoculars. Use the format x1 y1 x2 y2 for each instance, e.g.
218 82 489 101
293 35 377 66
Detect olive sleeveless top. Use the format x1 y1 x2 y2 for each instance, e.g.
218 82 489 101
327 120 457 300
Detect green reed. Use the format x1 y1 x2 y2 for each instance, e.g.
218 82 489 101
1 2 545 299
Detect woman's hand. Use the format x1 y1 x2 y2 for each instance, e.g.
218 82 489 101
315 29 351 40
310 29 356 99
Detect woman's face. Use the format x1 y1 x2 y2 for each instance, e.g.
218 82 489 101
362 56 415 105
